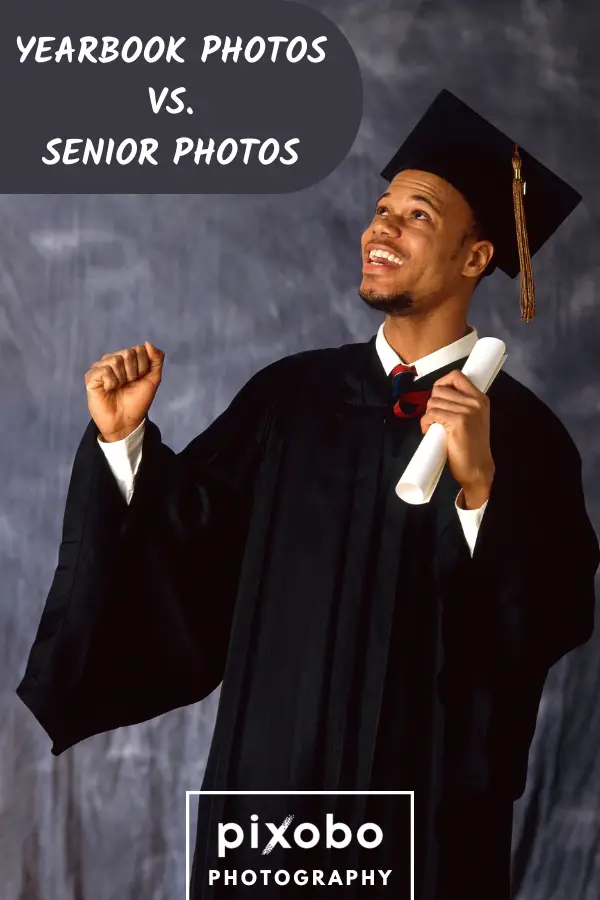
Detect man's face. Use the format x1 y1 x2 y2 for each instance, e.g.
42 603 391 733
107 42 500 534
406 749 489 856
359 169 489 316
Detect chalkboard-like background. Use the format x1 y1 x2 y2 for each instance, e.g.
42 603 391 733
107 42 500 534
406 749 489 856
3 1 599 898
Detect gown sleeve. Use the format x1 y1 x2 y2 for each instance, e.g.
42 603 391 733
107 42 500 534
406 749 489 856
469 412 599 672
438 394 599 801
16 362 281 755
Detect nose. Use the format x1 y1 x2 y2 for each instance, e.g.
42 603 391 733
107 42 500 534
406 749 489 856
371 214 402 240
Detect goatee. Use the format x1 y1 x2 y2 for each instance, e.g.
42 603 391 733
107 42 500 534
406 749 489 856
358 287 414 316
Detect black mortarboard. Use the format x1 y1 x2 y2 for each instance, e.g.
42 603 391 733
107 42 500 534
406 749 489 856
380 89 582 321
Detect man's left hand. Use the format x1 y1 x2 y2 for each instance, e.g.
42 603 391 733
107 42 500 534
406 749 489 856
420 370 495 509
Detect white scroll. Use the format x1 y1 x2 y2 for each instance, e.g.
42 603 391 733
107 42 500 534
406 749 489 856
395 337 507 505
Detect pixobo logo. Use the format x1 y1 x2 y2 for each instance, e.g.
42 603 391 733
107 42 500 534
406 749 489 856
217 814 383 858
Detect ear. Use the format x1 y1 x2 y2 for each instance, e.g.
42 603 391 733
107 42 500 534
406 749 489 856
463 239 494 281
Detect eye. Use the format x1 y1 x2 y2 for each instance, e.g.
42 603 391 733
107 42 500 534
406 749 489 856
412 209 431 221
375 205 388 216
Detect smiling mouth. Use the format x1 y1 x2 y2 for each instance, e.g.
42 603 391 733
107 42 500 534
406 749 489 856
364 248 404 269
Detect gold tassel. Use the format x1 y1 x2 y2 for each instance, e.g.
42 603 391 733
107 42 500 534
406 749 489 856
512 144 535 321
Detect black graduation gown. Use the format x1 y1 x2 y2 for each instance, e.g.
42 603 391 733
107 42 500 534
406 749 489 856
16 335 599 900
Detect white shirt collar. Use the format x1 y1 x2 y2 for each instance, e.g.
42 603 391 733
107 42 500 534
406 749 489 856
375 321 478 380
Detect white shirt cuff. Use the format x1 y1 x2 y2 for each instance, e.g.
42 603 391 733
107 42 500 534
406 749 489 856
455 491 489 556
96 418 146 504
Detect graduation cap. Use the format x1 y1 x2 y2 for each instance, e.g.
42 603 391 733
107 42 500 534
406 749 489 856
380 89 582 322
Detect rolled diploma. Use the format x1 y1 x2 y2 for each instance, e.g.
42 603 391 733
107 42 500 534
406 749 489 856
395 337 507 505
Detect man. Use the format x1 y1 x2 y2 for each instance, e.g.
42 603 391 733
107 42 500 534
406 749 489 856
17 90 599 899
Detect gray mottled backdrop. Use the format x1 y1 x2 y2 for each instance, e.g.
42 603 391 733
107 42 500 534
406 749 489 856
3 1 599 898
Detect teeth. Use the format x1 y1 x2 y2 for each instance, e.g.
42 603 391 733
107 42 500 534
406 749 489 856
369 248 403 266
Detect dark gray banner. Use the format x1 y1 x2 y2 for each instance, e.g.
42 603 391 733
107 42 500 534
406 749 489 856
0 0 363 193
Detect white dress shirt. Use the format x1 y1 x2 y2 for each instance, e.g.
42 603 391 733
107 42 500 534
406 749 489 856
97 324 488 554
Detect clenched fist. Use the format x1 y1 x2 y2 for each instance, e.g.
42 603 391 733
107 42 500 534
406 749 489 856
85 342 165 442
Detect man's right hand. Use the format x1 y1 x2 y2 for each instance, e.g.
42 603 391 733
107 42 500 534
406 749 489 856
85 341 165 442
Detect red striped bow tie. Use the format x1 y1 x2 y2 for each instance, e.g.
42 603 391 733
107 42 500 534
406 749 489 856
390 363 432 419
